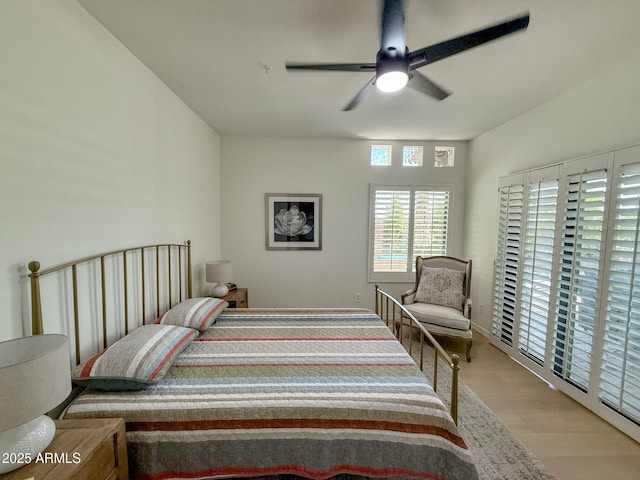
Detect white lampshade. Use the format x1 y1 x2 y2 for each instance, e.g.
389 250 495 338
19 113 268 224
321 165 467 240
205 260 233 297
0 334 71 473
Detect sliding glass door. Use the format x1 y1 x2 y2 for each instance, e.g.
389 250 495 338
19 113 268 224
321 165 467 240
552 166 607 392
599 151 640 428
492 175 523 348
519 168 558 366
491 147 640 442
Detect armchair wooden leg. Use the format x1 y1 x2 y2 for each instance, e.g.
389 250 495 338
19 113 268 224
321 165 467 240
465 340 472 362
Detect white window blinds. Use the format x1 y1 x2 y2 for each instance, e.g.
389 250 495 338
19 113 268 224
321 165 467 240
412 190 450 263
492 150 640 442
552 168 607 392
369 185 450 281
372 189 411 273
518 173 558 365
492 178 524 347
600 160 640 424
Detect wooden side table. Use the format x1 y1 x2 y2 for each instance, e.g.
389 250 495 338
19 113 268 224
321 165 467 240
0 418 128 480
222 288 248 308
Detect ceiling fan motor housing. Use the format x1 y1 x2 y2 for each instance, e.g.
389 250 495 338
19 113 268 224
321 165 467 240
375 51 409 92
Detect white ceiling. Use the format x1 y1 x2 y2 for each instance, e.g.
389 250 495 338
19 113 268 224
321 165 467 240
77 0 640 141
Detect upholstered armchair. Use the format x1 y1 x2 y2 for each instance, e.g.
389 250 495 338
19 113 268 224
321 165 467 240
401 256 473 362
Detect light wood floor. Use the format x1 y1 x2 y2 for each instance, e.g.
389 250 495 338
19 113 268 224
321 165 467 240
451 333 640 480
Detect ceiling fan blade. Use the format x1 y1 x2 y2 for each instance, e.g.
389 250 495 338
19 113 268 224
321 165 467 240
408 71 450 101
380 0 406 54
286 63 376 72
407 13 530 69
342 77 377 111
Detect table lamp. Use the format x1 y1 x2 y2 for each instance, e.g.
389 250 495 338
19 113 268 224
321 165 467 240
0 334 71 474
205 260 233 297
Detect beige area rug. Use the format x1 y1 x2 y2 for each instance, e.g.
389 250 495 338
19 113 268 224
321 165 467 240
406 337 556 480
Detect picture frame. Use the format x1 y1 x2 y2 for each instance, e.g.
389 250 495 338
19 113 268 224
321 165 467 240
265 193 322 250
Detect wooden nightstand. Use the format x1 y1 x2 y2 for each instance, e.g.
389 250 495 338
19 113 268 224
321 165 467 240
222 288 248 308
0 418 128 480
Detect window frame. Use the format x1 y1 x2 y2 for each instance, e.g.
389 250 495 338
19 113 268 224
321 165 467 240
402 146 424 167
491 149 640 442
435 146 455 167
371 145 392 166
492 173 525 348
368 183 453 283
518 169 559 366
598 150 640 429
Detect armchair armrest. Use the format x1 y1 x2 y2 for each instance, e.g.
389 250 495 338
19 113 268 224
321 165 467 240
464 298 473 319
401 290 416 305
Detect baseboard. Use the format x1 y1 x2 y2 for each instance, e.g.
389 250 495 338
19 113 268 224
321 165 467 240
472 325 490 338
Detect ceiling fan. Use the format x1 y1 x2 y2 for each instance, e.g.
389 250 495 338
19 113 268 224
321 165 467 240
286 0 529 111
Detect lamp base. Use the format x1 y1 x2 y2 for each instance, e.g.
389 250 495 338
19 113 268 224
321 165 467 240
211 283 229 298
0 415 56 474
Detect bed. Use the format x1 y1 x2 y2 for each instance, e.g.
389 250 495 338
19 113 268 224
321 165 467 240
27 242 478 480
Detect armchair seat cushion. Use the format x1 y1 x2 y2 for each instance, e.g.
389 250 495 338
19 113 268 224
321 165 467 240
403 302 471 331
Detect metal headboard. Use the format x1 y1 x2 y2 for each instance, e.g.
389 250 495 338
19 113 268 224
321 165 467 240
28 241 192 364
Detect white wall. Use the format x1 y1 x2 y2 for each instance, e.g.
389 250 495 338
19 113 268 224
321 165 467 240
221 136 468 309
0 1 222 341
465 52 640 335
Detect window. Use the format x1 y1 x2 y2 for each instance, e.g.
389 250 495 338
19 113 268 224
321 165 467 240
371 145 392 166
519 170 558 365
369 185 450 282
492 148 640 441
435 146 455 167
402 146 423 166
600 158 640 425
552 167 606 392
492 175 524 347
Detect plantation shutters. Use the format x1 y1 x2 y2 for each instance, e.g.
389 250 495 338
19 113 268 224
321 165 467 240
369 185 450 282
492 150 640 441
492 175 524 347
518 168 559 365
552 166 607 391
600 156 640 424
412 190 450 262
371 189 411 273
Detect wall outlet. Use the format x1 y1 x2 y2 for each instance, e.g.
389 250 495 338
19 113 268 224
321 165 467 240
354 292 361 303
478 303 485 314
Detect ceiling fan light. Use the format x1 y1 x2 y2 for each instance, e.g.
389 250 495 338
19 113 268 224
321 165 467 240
376 70 408 93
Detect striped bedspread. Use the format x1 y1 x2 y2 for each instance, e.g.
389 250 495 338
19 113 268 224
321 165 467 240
63 308 478 480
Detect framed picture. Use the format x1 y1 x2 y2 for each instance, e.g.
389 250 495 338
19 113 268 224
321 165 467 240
265 193 322 250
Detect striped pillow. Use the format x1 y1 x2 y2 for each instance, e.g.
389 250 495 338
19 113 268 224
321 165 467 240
71 324 197 391
158 297 227 331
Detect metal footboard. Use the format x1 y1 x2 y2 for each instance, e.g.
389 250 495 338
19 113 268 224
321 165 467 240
375 284 460 424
